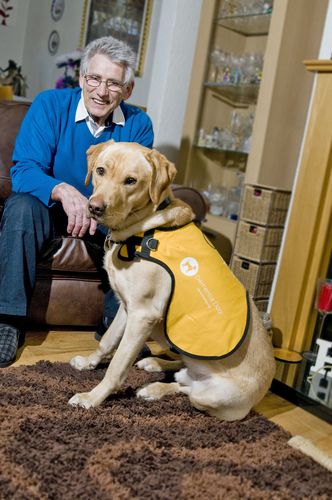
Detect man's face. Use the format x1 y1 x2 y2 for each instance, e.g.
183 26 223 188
79 54 129 126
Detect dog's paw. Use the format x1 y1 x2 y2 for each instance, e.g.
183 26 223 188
70 355 96 371
136 383 162 400
136 357 163 372
174 368 191 386
68 392 96 409
137 381 180 400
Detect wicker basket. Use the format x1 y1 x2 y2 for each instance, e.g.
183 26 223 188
240 185 291 226
234 220 283 262
231 255 276 298
254 298 269 312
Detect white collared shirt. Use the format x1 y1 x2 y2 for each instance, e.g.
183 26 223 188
75 92 125 138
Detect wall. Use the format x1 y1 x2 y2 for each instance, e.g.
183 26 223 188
318 0 332 57
131 0 161 108
0 0 29 71
21 0 85 98
146 0 202 161
245 0 329 190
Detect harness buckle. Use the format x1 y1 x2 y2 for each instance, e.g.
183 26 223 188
145 237 158 251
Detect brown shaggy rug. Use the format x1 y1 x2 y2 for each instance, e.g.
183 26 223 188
0 361 331 499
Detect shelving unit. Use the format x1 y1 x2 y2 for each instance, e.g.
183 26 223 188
179 0 326 251
216 12 271 36
204 82 260 106
181 1 270 246
194 143 248 157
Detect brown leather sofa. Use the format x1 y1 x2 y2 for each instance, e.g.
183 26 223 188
0 99 207 327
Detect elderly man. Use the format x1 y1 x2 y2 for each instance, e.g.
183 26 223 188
0 36 154 367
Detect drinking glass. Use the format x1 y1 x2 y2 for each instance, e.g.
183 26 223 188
209 49 221 82
208 187 228 216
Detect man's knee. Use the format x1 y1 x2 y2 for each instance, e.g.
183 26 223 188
1 193 50 231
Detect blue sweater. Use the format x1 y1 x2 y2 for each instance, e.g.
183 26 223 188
11 88 154 206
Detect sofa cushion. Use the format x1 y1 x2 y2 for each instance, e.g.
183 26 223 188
37 237 102 274
28 277 104 326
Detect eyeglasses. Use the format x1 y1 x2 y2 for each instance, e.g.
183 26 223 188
84 74 124 92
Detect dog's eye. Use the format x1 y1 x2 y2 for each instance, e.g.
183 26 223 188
124 177 137 185
96 167 105 176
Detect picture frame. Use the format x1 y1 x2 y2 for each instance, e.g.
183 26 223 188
80 0 153 77
51 0 65 21
48 30 60 55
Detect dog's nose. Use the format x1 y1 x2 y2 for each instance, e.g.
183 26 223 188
88 200 106 217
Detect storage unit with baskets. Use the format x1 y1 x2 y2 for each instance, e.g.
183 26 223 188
231 184 291 311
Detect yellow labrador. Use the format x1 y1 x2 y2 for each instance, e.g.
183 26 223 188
69 141 275 421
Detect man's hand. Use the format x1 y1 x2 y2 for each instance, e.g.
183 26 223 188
51 183 97 237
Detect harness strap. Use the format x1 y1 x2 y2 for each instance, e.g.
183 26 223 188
139 229 159 258
115 229 159 261
125 235 146 260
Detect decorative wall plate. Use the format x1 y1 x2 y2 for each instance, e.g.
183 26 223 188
48 30 60 55
51 0 65 21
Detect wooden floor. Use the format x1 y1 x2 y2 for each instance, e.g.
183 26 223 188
12 329 332 457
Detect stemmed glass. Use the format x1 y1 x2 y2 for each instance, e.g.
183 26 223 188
208 49 221 82
230 110 244 149
315 278 332 337
216 51 230 83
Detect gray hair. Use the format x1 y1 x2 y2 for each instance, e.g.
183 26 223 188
80 36 136 85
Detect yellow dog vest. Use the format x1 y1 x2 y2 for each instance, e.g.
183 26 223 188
117 223 250 359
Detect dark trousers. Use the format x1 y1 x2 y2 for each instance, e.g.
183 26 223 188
0 193 118 322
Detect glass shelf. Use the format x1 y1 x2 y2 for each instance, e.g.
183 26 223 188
216 12 272 36
205 82 260 106
194 144 248 157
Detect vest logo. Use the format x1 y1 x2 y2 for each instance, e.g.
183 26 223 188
180 257 199 276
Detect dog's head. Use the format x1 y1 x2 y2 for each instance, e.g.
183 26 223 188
85 140 177 230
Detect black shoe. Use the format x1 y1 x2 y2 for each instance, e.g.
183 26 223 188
136 343 152 360
95 316 114 342
95 291 121 341
0 324 22 368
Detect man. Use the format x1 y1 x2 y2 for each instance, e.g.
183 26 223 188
0 36 154 367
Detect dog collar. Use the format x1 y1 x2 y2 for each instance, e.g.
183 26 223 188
157 197 171 211
104 198 171 249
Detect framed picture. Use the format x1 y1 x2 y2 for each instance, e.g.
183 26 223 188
80 0 153 77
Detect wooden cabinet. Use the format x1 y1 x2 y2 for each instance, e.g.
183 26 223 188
271 60 332 377
179 0 328 246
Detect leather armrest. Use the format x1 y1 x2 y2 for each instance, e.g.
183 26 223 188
0 100 30 201
172 184 208 223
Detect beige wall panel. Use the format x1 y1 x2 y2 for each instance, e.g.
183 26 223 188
246 0 328 190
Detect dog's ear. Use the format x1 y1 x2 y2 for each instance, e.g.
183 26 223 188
146 149 177 206
85 140 115 186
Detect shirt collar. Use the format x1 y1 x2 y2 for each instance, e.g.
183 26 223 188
75 92 125 127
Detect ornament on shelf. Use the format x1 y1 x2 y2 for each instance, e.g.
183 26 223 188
55 49 82 89
0 59 27 97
